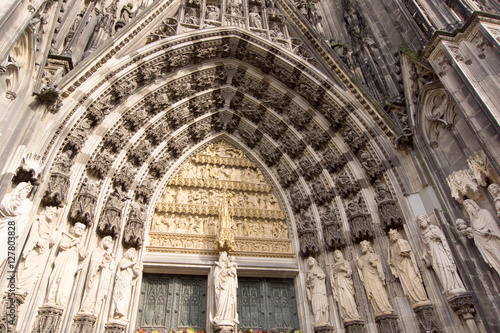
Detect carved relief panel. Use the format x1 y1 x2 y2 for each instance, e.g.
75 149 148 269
148 140 292 257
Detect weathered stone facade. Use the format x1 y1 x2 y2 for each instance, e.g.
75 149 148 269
1 0 500 332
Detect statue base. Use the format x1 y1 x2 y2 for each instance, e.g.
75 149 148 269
104 320 128 333
213 324 235 333
375 313 400 333
31 304 64 333
344 319 365 333
413 303 442 333
71 313 97 333
0 291 27 332
314 324 335 333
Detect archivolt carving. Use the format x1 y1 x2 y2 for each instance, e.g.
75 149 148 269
374 180 404 231
321 205 346 250
345 193 374 242
68 178 100 226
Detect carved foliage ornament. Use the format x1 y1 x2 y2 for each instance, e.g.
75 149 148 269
446 169 479 203
467 150 498 187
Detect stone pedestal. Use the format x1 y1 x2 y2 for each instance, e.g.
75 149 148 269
0 291 26 332
344 319 365 333
31 304 64 333
104 320 128 333
448 292 479 333
314 324 335 333
213 324 235 333
71 313 97 333
375 313 400 333
414 303 442 333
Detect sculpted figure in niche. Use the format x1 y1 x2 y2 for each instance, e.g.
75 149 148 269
79 236 114 315
487 184 500 219
249 7 262 29
387 229 430 307
357 240 394 316
112 248 143 320
306 257 330 327
213 251 239 326
184 8 199 25
17 206 59 296
45 223 87 306
270 23 284 39
206 6 220 21
330 250 361 321
417 214 466 295
460 199 500 276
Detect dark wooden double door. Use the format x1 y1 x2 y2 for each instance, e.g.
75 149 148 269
137 274 299 331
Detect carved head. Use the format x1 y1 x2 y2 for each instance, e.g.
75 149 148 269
359 240 373 254
102 236 114 250
388 229 401 243
125 248 137 261
488 183 500 197
43 206 59 221
16 182 33 199
333 250 344 261
416 215 429 229
73 222 86 237
463 199 479 218
219 251 228 261
307 257 317 267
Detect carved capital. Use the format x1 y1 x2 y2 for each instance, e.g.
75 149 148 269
31 305 64 333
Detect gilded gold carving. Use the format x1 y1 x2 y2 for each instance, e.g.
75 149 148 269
149 141 291 257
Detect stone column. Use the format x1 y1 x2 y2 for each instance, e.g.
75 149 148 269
448 292 479 333
31 305 64 333
375 313 400 333
70 313 97 333
104 320 128 333
344 319 364 333
413 304 442 333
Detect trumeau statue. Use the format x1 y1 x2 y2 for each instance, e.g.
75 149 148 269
459 199 500 277
17 206 60 296
357 240 394 316
306 257 330 327
387 229 430 307
111 248 143 320
79 236 114 315
213 251 239 326
45 222 87 307
417 214 467 296
330 250 361 322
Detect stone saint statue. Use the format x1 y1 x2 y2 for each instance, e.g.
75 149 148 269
330 250 361 321
17 206 59 296
487 184 500 219
461 199 500 276
357 240 394 316
417 215 466 295
45 223 87 307
213 251 239 326
306 257 330 327
0 182 33 264
249 7 262 29
79 236 114 315
111 248 143 320
387 229 430 307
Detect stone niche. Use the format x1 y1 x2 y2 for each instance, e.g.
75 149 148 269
147 140 293 258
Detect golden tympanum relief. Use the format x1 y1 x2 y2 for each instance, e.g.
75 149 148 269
147 141 292 257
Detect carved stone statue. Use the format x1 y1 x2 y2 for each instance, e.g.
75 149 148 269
184 8 199 25
213 251 239 326
249 7 262 29
305 257 330 327
111 248 143 320
417 215 466 295
0 182 33 263
79 236 114 315
330 250 361 321
45 223 87 306
17 206 60 296
387 229 430 307
487 184 500 219
461 199 500 277
357 240 394 316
